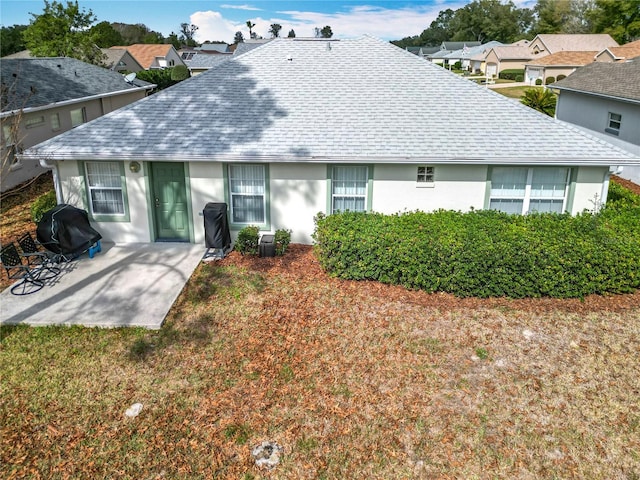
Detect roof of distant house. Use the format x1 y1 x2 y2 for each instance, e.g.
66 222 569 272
441 41 481 51
22 36 635 165
0 57 153 114
600 39 640 60
112 44 175 69
527 51 597 66
233 39 272 56
552 58 640 103
196 43 230 54
535 34 618 53
188 53 233 69
487 45 532 60
101 48 143 71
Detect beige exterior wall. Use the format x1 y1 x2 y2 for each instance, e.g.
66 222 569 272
1 89 148 191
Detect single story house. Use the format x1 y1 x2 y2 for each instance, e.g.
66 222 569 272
484 45 532 77
553 58 640 183
112 44 186 70
524 51 597 85
444 41 502 71
1 57 154 191
21 36 639 245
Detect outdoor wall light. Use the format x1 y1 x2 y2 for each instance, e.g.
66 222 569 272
129 161 141 173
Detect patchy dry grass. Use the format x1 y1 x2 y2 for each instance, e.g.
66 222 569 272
2 257 639 479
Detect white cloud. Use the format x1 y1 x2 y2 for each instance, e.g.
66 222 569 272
191 11 243 43
220 4 262 11
191 3 470 44
278 5 448 40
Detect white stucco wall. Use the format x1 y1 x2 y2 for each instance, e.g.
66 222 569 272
188 162 226 244
372 164 488 214
56 160 614 245
58 160 153 243
571 166 609 213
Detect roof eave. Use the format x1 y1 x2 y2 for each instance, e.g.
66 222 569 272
554 85 640 105
0 84 156 118
20 152 639 166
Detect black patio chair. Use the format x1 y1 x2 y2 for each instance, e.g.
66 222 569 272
17 232 63 277
1 242 45 295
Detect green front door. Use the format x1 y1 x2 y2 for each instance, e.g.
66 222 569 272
150 162 190 241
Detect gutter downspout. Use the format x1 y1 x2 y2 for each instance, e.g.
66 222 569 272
39 158 63 204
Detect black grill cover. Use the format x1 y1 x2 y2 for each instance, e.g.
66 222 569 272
203 202 231 249
36 204 102 257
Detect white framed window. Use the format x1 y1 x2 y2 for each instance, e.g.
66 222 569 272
606 112 621 136
332 166 368 213
489 167 570 214
51 113 61 131
85 162 125 215
25 115 45 128
416 165 435 186
229 164 266 224
70 107 86 127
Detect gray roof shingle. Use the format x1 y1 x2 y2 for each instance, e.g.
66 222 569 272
552 59 640 102
1 57 152 112
22 36 638 165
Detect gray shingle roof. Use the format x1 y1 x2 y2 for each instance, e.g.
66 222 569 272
188 53 233 69
552 59 640 103
1 57 152 112
22 36 637 165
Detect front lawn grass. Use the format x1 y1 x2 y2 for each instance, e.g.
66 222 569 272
2 259 639 478
492 85 545 99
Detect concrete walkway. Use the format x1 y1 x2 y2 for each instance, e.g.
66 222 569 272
0 242 205 329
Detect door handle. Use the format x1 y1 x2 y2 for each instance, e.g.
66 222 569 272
155 198 160 208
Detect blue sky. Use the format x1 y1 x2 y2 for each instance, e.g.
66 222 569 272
0 0 534 43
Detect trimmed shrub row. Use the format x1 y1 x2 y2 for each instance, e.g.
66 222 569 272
499 69 524 81
313 206 640 299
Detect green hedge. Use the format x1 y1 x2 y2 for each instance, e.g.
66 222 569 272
499 69 524 81
312 205 640 298
31 190 57 223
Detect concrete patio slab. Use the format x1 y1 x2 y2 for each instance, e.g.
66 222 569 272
0 242 204 329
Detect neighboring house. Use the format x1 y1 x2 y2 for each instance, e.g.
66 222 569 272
112 44 185 70
20 36 639 246
524 51 597 85
425 41 481 64
444 41 502 71
187 53 233 76
232 39 272 57
595 39 640 62
0 57 154 191
484 45 532 76
553 59 640 183
528 33 618 57
101 48 144 73
484 34 618 76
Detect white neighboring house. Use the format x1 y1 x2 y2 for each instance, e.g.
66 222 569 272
20 36 639 245
553 58 640 184
0 57 154 191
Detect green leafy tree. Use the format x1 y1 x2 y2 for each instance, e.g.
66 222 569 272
287 29 296 38
246 20 256 39
1 25 28 57
23 0 105 65
590 0 640 44
521 88 557 116
535 0 595 34
89 21 124 47
143 31 164 44
234 31 244 43
167 32 180 49
421 8 456 45
450 0 530 43
170 65 189 81
315 26 333 38
180 22 199 47
269 23 282 38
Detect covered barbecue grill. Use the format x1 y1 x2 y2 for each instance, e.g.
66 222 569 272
36 204 102 261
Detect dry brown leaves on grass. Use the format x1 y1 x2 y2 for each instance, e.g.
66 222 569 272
4 244 638 479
